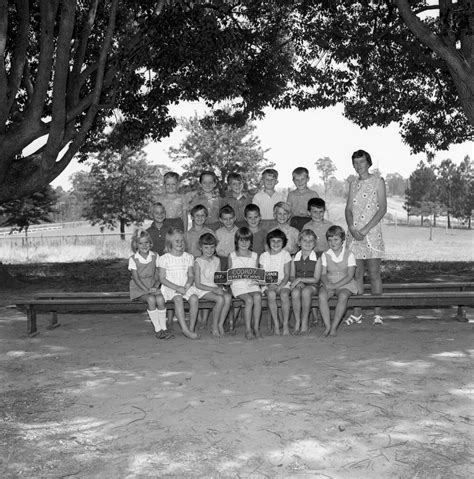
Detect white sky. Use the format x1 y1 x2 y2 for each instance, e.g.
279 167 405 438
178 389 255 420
52 101 473 190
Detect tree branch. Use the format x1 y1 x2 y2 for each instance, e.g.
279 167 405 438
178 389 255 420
394 0 472 83
44 0 77 162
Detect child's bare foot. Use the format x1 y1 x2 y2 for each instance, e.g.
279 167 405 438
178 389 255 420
254 329 264 339
184 330 200 340
323 328 331 337
273 328 280 336
212 329 221 338
283 328 290 336
218 325 225 336
300 328 309 335
292 329 301 336
329 329 337 337
245 330 255 340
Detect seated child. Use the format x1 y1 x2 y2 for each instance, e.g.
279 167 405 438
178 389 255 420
303 198 333 256
224 172 253 227
244 204 267 257
193 233 232 338
215 205 238 270
252 168 286 230
290 229 321 335
259 229 292 336
318 225 358 337
146 202 173 255
158 228 200 339
128 229 173 339
156 171 188 231
287 167 320 231
188 170 223 230
268 201 299 255
228 227 263 340
185 204 215 258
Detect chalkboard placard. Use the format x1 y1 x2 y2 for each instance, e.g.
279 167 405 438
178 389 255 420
214 268 278 284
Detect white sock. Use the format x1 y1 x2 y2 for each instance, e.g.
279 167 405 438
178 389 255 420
157 309 167 330
147 309 162 332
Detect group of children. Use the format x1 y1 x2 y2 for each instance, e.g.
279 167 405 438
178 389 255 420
129 167 358 340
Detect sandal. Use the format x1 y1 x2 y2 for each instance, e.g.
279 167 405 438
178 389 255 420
155 330 168 339
163 330 175 339
344 314 362 325
373 315 384 325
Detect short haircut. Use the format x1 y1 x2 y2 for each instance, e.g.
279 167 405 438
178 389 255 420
326 225 346 242
298 229 317 242
190 204 208 217
266 228 288 248
164 227 184 252
199 170 217 183
199 232 218 247
219 204 235 218
292 167 309 177
130 229 153 253
227 172 242 183
244 204 261 216
273 201 291 215
234 226 253 249
262 168 278 179
351 149 373 168
163 171 179 182
308 197 326 211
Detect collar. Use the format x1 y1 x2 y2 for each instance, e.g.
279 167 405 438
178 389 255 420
294 250 318 261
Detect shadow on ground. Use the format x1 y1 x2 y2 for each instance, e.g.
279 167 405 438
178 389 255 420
1 305 473 478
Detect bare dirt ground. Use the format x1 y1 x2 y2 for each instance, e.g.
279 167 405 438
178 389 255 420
1 262 473 478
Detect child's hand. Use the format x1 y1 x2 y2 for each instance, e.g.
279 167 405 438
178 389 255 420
149 287 158 293
291 278 301 289
214 287 224 295
175 286 186 295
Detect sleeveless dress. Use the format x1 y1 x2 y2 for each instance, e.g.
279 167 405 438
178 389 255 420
229 251 261 297
129 252 159 300
347 175 385 259
194 256 221 299
322 247 358 294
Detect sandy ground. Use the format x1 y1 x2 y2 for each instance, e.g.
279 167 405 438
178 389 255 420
1 297 473 479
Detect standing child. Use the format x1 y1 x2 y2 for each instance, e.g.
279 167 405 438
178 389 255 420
185 205 215 258
287 167 320 231
146 203 173 255
290 229 321 335
224 173 253 227
259 229 292 335
193 233 232 337
188 171 223 230
128 229 173 339
268 202 299 255
252 169 286 230
318 225 358 337
158 228 200 339
215 205 239 270
156 172 188 231
303 198 333 257
228 227 263 339
243 204 267 257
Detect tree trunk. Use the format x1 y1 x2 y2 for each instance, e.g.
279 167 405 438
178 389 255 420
447 212 451 229
120 218 126 241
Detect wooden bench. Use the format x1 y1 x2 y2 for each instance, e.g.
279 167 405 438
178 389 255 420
15 282 474 336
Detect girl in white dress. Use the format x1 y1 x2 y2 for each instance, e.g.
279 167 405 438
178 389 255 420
259 229 292 335
158 228 199 339
228 227 262 339
194 233 232 338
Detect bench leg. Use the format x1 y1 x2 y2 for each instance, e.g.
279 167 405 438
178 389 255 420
47 311 61 329
27 307 39 337
456 306 467 322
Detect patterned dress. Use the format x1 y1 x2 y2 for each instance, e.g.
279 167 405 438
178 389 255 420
347 175 385 259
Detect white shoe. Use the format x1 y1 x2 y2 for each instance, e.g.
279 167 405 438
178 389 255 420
373 315 384 325
344 314 362 325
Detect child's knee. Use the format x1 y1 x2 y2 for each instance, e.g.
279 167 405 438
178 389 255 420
302 287 313 300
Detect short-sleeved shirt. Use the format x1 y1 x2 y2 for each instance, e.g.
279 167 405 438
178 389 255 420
185 227 215 258
188 192 223 226
252 190 287 220
215 225 238 257
156 194 187 220
287 188 319 217
223 192 253 224
302 219 333 253
321 245 356 268
293 250 318 279
147 221 174 255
